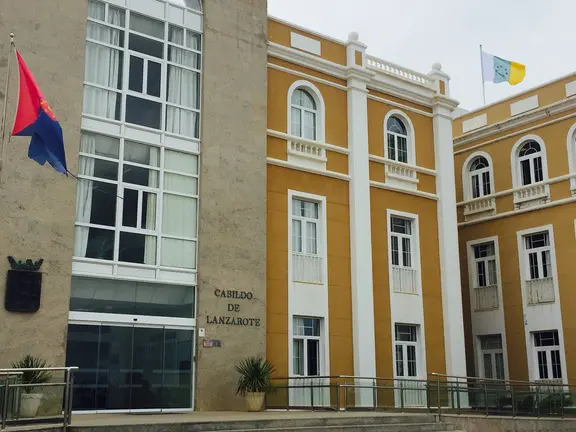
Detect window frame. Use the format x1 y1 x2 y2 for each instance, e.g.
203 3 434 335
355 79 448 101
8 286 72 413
393 323 420 378
287 80 325 143
532 330 563 381
523 231 552 282
510 135 549 189
472 241 498 289
291 198 321 256
74 131 200 273
462 151 494 201
85 0 203 139
384 110 416 165
478 334 506 380
292 316 323 377
387 210 422 296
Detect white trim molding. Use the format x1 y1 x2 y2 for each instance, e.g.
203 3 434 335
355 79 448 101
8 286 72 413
370 180 438 201
466 236 510 382
567 122 576 193
287 190 331 381
510 134 550 209
387 209 427 407
516 225 568 385
432 100 468 382
267 129 349 155
267 157 350 181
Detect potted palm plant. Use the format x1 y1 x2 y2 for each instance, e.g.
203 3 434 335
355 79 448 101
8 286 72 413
11 355 52 418
235 356 275 412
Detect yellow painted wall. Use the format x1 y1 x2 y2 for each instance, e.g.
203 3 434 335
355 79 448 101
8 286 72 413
268 19 347 66
459 204 576 383
454 75 576 136
370 188 446 379
454 116 576 208
267 165 354 378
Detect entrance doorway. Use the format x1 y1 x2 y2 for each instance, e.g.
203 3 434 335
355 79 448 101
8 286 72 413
66 319 194 412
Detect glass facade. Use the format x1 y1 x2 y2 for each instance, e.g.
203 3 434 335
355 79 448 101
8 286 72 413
66 324 193 410
65 0 202 412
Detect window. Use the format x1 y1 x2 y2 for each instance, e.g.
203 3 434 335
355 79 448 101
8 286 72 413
290 89 317 140
74 132 199 269
472 242 497 288
469 156 492 199
292 199 320 255
84 0 202 138
524 232 552 281
386 116 409 163
390 217 412 268
533 331 562 380
479 335 505 380
293 317 322 376
394 324 418 377
518 141 544 186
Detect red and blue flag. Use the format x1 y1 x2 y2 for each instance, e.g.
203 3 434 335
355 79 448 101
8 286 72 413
11 50 68 175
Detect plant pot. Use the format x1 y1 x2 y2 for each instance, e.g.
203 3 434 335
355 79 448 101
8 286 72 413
20 393 42 418
245 392 265 412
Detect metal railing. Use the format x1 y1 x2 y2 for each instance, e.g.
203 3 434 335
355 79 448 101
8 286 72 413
266 373 576 419
0 367 77 431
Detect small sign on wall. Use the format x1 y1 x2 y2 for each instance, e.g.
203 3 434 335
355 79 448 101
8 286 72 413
202 339 221 348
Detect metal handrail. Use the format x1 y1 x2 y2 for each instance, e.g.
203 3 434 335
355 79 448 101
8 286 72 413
0 366 77 431
266 373 576 418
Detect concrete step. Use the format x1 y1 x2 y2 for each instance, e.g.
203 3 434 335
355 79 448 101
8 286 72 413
201 423 453 432
69 416 457 432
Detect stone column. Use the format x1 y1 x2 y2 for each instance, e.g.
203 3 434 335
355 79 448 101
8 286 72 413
346 32 377 407
195 0 268 411
428 64 468 380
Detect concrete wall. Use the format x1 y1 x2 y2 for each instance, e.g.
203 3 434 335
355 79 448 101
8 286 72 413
0 0 86 366
195 0 268 411
444 414 576 432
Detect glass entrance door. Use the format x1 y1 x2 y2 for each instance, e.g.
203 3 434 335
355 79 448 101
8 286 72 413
66 323 194 412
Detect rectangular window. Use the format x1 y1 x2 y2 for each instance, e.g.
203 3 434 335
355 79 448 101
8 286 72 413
84 1 202 139
472 242 497 288
479 334 505 380
524 232 552 281
291 199 320 256
472 174 480 199
293 317 322 377
482 171 491 195
533 330 562 380
521 159 532 186
74 132 199 270
394 324 418 378
390 217 413 269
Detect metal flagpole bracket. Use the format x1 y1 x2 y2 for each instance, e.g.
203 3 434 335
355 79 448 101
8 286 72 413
0 33 15 187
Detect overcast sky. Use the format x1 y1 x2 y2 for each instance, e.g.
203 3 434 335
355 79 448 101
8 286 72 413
268 0 576 111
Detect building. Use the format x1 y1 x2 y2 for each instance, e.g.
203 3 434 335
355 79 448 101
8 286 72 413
0 0 467 413
265 19 466 407
454 74 576 384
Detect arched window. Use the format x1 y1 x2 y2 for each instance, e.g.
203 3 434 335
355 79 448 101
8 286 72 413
291 89 317 140
518 140 544 186
469 156 492 198
386 116 409 163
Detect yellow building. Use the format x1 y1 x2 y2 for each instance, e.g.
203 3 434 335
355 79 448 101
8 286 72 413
265 17 467 407
454 74 576 385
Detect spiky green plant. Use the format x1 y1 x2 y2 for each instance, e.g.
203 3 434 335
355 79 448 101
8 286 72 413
235 356 275 396
11 355 53 394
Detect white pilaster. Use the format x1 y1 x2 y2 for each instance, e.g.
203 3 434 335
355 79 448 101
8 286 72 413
428 64 468 379
346 32 376 407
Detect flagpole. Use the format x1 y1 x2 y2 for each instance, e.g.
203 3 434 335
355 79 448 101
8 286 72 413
0 33 15 186
479 44 486 106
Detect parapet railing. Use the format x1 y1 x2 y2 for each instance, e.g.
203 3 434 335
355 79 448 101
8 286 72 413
266 373 576 419
0 367 77 431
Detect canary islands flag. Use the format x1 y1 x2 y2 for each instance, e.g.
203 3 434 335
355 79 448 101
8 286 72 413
11 50 68 174
481 50 526 86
